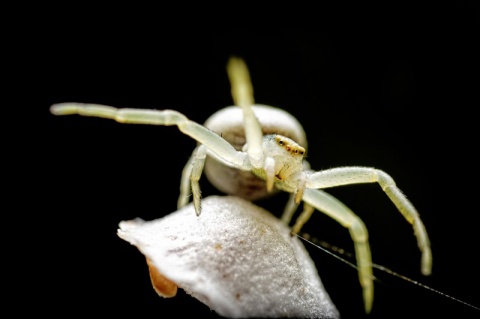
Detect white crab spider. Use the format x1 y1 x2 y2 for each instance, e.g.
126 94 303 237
50 57 432 314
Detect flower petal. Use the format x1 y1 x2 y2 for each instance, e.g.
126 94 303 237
118 195 339 318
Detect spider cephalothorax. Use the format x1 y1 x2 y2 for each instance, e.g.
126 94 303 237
249 134 307 202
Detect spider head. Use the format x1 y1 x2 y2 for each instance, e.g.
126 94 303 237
258 134 306 186
264 134 306 159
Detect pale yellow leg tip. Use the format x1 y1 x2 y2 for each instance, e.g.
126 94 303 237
50 103 77 115
421 248 433 276
194 201 202 217
364 297 373 314
363 284 374 314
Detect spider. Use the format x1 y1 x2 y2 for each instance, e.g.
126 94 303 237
50 56 432 314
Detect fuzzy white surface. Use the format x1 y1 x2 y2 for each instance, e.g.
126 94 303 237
118 195 339 318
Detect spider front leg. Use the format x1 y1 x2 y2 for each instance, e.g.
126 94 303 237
50 103 254 216
228 57 288 198
178 145 207 215
227 57 269 173
306 166 432 276
300 188 374 314
50 103 251 168
178 148 196 210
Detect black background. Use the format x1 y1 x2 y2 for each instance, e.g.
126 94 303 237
36 4 479 319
